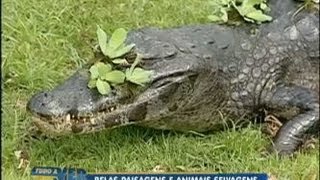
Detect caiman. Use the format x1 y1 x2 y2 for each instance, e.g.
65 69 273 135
27 0 319 155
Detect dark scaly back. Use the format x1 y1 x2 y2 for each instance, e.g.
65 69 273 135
284 5 319 96
268 0 319 89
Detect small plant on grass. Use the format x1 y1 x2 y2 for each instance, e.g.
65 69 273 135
88 26 153 95
208 0 272 24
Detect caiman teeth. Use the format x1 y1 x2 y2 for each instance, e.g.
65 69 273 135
90 118 96 125
66 114 71 124
107 106 117 112
36 104 120 129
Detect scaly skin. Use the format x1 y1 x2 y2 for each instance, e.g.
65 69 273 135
27 0 319 155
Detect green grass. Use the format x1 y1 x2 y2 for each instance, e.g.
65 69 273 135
2 0 319 179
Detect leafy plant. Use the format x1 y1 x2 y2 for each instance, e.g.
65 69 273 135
97 26 135 59
207 0 231 23
208 0 272 24
125 55 153 86
88 27 153 95
88 62 125 95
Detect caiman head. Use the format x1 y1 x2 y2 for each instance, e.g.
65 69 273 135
27 27 223 135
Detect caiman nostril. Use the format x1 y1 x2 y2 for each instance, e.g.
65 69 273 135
206 40 215 45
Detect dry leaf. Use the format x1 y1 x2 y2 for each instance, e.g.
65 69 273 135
152 165 167 172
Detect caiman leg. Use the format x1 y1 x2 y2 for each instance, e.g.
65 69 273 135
263 112 318 152
265 85 319 155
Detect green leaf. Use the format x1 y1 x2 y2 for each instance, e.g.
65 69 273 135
89 65 99 79
96 62 112 77
233 0 262 16
220 8 228 22
242 0 263 8
245 10 272 22
260 3 270 12
125 68 153 86
88 79 97 88
96 25 108 56
96 79 111 95
243 16 255 23
112 58 129 65
208 15 223 22
106 28 128 52
233 3 255 16
231 0 272 23
107 43 135 59
208 7 228 23
103 70 126 84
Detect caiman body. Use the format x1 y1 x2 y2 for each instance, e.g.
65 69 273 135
27 0 319 155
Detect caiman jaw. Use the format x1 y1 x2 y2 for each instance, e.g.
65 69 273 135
31 105 124 136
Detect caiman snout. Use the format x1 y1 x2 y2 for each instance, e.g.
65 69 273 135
27 69 103 118
26 69 126 135
27 91 64 117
